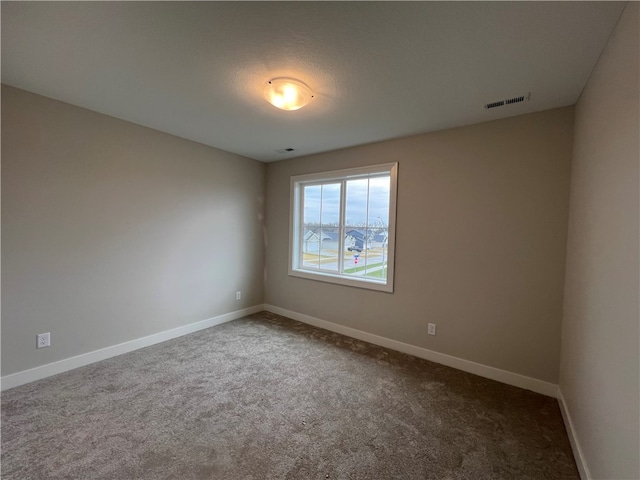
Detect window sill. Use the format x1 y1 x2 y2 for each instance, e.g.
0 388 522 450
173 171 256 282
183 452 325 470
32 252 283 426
288 268 394 293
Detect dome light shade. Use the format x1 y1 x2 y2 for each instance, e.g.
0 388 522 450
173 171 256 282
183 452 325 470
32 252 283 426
264 78 313 111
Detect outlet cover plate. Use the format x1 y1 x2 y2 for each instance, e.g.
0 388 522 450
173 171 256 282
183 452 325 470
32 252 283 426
37 332 51 348
427 323 436 336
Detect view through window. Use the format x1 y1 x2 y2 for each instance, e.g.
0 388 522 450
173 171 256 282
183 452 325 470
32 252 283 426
290 163 397 292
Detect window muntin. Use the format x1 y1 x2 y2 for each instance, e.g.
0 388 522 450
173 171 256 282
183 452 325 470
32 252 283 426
289 163 397 292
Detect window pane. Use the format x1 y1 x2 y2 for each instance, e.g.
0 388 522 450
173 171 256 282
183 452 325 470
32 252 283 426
343 249 363 276
302 226 320 269
343 246 383 278
303 185 321 226
321 183 340 226
344 179 368 278
319 185 340 272
365 176 390 280
367 176 390 227
363 242 387 279
319 227 339 272
302 185 321 270
345 179 368 228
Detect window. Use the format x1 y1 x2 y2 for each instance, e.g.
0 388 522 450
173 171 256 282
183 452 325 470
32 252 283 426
289 163 397 292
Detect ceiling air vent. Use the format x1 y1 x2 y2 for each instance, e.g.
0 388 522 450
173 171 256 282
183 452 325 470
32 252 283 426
484 92 530 109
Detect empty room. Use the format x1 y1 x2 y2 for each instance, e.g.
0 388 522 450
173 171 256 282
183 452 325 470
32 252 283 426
1 2 638 479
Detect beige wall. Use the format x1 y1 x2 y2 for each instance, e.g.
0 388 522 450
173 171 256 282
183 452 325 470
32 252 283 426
265 107 574 383
559 3 639 479
1 85 266 376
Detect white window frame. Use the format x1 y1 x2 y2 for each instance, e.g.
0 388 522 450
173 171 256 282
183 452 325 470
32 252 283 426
289 162 398 293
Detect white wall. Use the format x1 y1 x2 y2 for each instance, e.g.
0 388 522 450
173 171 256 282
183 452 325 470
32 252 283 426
559 3 640 479
1 85 266 376
266 107 574 385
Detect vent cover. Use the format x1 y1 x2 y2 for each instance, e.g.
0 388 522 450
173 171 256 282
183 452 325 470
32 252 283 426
484 92 530 109
485 100 505 109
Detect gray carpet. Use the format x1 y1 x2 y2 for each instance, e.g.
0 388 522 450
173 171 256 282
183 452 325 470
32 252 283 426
2 311 579 479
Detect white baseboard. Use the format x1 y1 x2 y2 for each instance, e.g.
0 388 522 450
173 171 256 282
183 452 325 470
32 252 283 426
264 304 559 398
2 303 560 400
558 389 590 480
0 305 264 391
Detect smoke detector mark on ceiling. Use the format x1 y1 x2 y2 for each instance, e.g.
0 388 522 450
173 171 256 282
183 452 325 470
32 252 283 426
484 92 531 109
276 148 295 153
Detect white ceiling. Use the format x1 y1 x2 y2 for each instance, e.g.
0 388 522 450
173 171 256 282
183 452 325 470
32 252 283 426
2 2 626 162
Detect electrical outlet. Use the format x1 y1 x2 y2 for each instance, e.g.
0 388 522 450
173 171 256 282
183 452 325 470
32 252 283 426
236 291 242 301
37 332 51 348
427 323 436 336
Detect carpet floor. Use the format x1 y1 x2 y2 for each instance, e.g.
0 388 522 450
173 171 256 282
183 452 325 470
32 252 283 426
1 311 579 479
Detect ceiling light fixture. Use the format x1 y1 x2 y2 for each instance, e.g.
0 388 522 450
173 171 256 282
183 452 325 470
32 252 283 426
264 78 314 111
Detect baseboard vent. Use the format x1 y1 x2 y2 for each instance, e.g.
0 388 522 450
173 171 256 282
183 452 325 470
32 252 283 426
485 92 530 109
485 100 505 109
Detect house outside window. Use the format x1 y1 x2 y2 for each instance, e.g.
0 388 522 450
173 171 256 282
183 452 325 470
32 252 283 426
289 163 398 292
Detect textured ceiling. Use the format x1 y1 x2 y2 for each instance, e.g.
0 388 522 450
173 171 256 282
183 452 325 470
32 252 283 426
1 2 626 162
